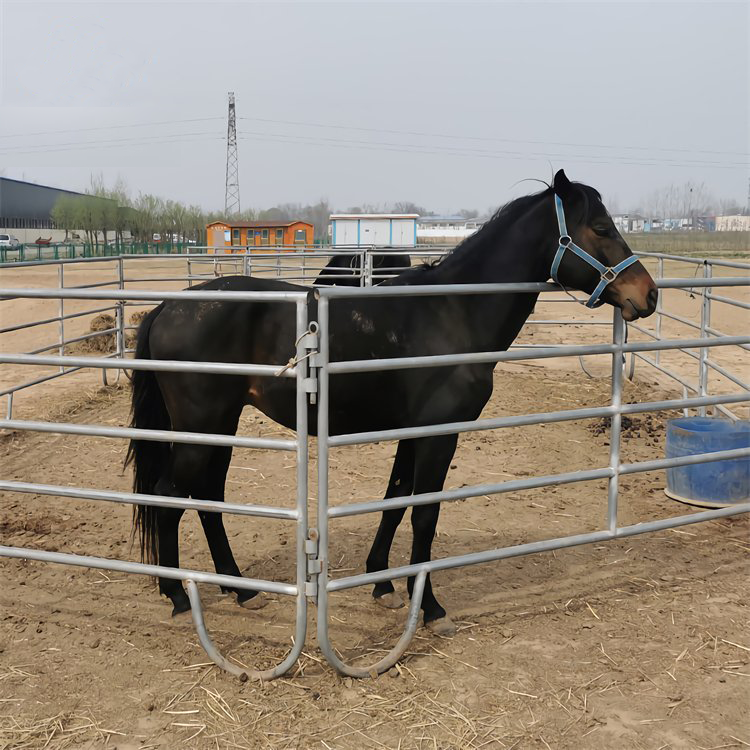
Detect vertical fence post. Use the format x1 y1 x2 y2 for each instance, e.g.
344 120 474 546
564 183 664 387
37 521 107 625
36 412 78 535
698 262 712 417
607 308 625 534
314 292 334 657
359 249 366 287
654 257 664 365
289 296 310 673
116 256 125 360
57 264 65 372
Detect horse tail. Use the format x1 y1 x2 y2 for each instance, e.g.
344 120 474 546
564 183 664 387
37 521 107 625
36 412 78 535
125 305 169 565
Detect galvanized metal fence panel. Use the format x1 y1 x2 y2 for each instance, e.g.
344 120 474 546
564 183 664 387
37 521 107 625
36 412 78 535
312 276 749 677
0 283 312 680
0 251 748 679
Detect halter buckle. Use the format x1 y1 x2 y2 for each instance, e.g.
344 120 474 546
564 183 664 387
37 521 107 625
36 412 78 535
559 235 572 247
601 267 617 283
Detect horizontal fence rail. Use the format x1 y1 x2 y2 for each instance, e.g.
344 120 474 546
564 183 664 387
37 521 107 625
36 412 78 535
0 479 297 520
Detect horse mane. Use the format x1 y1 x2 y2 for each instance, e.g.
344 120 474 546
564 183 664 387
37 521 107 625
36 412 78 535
396 179 602 281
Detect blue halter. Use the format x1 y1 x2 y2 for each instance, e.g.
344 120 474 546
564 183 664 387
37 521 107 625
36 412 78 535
550 194 639 308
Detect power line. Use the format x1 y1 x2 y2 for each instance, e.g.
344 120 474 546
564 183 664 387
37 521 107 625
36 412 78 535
239 115 750 158
2 123 745 171
0 131 223 154
236 130 749 170
0 135 224 157
0 117 224 140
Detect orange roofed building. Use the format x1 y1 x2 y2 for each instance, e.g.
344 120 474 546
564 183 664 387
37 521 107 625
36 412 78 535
206 220 314 253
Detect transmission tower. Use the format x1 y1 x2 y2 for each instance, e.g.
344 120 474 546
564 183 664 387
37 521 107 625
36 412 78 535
224 92 240 216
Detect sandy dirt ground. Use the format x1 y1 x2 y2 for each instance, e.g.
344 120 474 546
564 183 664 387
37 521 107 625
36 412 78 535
0 257 748 749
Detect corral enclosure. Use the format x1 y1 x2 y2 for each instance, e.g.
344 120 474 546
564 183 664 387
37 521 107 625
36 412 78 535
1 251 748 749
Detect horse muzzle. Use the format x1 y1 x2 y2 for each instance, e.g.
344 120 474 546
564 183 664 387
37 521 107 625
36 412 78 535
612 278 658 321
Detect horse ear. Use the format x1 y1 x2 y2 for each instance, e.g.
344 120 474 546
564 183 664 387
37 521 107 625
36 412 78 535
553 169 572 197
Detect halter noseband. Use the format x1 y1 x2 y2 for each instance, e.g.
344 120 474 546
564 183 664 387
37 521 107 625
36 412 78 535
550 194 639 308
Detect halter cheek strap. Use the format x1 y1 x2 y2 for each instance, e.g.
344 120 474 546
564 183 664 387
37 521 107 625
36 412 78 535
551 194 639 308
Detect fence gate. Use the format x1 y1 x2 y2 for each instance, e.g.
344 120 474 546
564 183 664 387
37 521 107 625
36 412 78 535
310 276 749 677
0 283 315 680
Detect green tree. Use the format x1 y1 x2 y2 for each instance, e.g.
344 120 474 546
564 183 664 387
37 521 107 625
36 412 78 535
50 195 77 241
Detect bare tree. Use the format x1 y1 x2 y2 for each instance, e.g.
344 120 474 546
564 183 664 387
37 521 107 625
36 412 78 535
717 197 744 216
458 208 479 219
391 201 425 215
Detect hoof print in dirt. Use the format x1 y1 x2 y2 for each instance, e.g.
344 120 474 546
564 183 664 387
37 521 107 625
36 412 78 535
425 616 457 637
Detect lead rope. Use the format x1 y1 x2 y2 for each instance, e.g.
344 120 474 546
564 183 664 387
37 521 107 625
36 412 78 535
554 278 587 307
576 319 630 380
275 325 317 377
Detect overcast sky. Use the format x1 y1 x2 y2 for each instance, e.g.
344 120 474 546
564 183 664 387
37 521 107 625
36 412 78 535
1 0 748 215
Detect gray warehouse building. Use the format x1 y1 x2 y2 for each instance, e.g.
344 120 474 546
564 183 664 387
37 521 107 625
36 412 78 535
0 177 88 231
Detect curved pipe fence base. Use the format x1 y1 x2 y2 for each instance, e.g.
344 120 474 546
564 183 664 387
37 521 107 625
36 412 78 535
317 571 427 678
186 580 307 682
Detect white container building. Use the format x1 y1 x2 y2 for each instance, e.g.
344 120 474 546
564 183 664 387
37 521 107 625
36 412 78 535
329 214 419 247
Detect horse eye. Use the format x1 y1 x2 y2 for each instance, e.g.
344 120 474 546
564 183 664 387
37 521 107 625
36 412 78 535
593 226 611 238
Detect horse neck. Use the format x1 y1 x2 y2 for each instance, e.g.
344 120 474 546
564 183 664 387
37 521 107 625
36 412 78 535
426 197 556 349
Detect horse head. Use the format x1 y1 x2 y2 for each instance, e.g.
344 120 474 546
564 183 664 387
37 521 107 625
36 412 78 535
550 170 657 321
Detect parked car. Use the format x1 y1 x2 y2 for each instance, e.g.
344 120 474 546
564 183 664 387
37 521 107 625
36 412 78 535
0 233 20 248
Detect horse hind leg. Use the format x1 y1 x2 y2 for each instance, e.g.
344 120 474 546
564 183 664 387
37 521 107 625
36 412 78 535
151 441 231 617
197 445 266 610
365 440 415 608
151 477 190 617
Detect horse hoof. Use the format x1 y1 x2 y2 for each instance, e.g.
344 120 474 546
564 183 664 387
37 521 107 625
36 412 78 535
171 604 192 619
374 592 405 609
425 616 456 637
238 592 268 610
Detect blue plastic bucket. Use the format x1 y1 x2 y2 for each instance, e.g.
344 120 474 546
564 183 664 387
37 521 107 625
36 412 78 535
665 417 750 508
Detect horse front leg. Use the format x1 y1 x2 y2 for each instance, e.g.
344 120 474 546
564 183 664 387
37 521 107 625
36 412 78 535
365 439 415 608
408 433 459 635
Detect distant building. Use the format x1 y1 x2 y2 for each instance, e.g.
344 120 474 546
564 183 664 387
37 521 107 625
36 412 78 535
0 177 85 230
416 215 485 244
612 214 647 233
715 215 750 232
206 220 314 252
329 214 418 247
663 218 691 231
0 176 117 243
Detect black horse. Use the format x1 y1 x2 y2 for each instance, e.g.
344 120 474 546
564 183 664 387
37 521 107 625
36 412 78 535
127 171 657 634
314 251 412 286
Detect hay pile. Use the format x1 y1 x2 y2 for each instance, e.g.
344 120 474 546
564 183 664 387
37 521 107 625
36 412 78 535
66 311 148 355
126 310 147 348
78 313 116 353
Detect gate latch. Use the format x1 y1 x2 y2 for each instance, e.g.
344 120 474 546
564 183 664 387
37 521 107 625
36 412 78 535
305 528 322 599
300 326 319 405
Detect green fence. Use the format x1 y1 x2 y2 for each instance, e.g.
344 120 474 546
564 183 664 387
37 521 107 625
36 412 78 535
0 243 207 263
